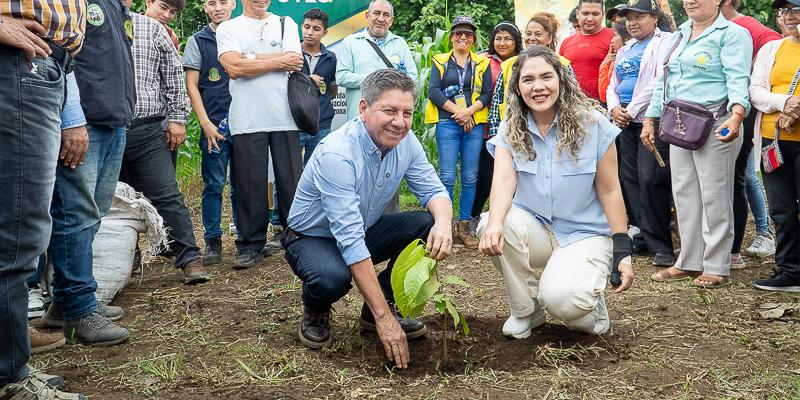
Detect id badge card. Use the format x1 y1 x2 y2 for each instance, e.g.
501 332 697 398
453 94 468 109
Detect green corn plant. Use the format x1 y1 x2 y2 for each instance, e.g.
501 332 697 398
391 239 470 365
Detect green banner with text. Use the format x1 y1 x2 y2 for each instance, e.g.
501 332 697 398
232 0 371 45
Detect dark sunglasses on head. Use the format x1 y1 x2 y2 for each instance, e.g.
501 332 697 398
452 30 475 38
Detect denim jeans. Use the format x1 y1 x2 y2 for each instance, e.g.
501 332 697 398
283 212 434 310
745 150 771 235
120 119 201 267
436 119 484 221
0 47 64 386
200 130 238 240
49 125 126 321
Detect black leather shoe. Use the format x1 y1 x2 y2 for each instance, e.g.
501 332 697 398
359 301 428 339
234 250 263 269
299 305 332 349
202 237 223 265
653 251 675 267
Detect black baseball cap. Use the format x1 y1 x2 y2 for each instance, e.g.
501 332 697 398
451 15 478 32
772 0 800 9
619 0 661 17
606 4 626 20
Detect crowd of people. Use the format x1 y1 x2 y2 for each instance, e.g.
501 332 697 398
2 0 799 397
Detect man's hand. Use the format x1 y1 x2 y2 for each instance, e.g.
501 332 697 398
0 16 50 61
426 221 452 261
278 52 303 72
478 222 504 256
201 120 226 153
165 122 186 151
59 125 88 169
375 314 409 369
309 74 324 88
610 106 631 128
784 96 800 120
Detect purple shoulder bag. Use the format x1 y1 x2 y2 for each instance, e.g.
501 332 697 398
657 33 725 150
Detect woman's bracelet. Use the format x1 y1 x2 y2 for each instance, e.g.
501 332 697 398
643 120 656 127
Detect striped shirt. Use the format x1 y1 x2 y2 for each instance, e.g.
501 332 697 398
0 0 87 55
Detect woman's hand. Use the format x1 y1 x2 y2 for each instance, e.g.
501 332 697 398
641 120 657 152
783 96 800 120
614 260 635 294
452 108 474 126
462 117 476 132
479 222 504 256
777 112 796 133
611 106 632 128
714 114 743 142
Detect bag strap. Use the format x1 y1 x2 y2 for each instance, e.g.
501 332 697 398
366 38 395 69
774 65 800 141
662 33 683 103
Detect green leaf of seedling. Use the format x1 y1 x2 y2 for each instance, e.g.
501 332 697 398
459 311 470 336
403 258 433 299
441 274 470 288
391 240 429 317
434 299 446 315
415 278 440 306
445 299 460 329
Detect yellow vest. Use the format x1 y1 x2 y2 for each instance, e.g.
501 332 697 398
424 50 491 124
498 55 571 119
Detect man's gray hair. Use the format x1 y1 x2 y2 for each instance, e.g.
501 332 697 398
367 0 394 16
361 69 419 104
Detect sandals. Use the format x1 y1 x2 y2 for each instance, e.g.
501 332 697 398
692 274 733 289
651 267 701 282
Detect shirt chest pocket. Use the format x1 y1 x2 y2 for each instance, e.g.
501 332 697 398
513 158 538 175
561 158 596 176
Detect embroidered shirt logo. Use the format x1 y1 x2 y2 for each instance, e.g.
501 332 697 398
87 4 105 27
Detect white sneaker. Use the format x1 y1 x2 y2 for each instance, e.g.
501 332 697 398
592 294 610 335
28 288 46 319
744 234 776 258
502 308 546 339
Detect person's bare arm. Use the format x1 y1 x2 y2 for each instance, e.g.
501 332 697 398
351 259 409 368
478 147 516 256
186 70 225 152
425 197 453 261
219 51 302 79
595 143 634 293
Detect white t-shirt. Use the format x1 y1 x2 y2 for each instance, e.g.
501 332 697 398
216 14 301 134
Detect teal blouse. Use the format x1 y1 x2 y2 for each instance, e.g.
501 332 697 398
646 13 752 118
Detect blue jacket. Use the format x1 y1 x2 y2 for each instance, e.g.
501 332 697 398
302 43 337 131
192 25 232 125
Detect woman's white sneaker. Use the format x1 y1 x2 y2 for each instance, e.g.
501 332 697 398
502 309 546 339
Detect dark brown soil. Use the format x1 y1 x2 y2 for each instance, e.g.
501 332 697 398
33 227 800 400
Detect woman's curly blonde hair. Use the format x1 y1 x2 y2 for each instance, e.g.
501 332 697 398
504 45 598 161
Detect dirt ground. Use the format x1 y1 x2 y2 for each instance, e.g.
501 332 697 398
32 211 800 399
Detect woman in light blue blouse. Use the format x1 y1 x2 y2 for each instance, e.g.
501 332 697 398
642 0 752 288
477 46 634 339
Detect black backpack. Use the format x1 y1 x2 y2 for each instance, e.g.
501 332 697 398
280 16 320 135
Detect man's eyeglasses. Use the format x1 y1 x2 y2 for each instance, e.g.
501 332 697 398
452 30 475 38
779 7 800 17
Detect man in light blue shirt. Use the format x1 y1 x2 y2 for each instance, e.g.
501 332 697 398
335 0 418 119
284 70 452 368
